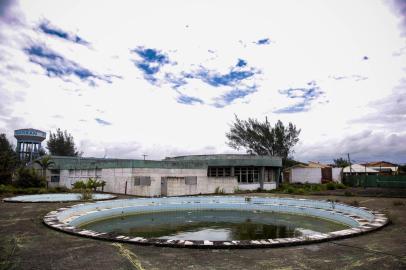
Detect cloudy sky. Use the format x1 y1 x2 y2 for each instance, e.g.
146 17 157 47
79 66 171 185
0 0 405 163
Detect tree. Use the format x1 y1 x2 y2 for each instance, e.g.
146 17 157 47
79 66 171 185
14 167 45 188
333 157 350 168
0 134 19 184
34 155 55 179
226 116 301 161
47 129 79 156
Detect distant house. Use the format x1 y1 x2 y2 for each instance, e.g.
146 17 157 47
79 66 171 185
284 162 342 184
362 161 399 175
343 164 379 175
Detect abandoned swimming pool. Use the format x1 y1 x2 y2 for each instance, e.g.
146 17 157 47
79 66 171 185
43 196 388 248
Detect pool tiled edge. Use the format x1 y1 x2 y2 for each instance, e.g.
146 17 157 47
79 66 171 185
43 196 389 249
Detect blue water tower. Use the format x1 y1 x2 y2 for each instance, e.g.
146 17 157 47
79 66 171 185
14 129 46 161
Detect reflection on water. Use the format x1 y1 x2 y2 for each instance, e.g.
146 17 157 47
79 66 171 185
80 210 349 241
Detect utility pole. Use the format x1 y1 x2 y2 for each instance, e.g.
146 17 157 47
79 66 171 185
142 154 148 161
347 153 352 176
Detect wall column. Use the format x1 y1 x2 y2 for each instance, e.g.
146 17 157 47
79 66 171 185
260 166 265 190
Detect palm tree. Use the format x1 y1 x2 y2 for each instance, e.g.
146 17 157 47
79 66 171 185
34 155 55 180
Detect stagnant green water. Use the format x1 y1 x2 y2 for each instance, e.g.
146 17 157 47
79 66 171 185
80 210 349 241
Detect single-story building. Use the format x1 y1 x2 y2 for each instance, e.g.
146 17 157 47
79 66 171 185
34 154 282 197
362 161 399 175
284 162 342 184
343 164 379 175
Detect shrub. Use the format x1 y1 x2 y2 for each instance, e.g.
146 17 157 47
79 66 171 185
14 167 45 188
73 178 105 191
80 189 93 200
311 185 322 192
0 184 70 195
0 184 17 195
326 182 336 190
73 180 86 189
286 187 295 194
295 188 305 195
336 183 346 189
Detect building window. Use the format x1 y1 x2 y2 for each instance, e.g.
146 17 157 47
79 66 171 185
51 175 60 182
185 176 197 185
235 167 259 183
208 167 231 177
133 176 151 186
69 170 74 176
50 169 60 175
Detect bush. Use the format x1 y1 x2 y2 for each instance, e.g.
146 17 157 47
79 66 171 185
285 187 295 194
336 183 346 189
73 178 106 191
80 189 93 200
14 167 45 188
0 184 70 195
311 185 322 192
295 188 305 195
73 180 87 189
326 182 336 190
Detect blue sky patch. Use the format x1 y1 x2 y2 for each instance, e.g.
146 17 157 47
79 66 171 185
177 95 204 105
274 102 308 113
164 73 187 89
95 118 112 126
213 85 257 107
24 44 113 85
190 67 257 87
236 59 247 67
275 82 325 113
256 38 270 45
39 21 89 45
131 47 171 84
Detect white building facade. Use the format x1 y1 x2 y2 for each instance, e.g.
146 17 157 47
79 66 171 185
39 154 282 197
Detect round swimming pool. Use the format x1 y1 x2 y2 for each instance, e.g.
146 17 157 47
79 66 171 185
43 196 388 248
3 193 117 203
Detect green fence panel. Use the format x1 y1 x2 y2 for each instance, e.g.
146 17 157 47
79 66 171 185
344 175 406 188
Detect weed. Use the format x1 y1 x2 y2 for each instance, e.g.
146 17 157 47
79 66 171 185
326 182 336 190
214 186 225 194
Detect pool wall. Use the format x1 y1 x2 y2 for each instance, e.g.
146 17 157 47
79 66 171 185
44 196 388 248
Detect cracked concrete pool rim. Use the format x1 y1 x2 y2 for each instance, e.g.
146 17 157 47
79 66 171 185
43 196 389 248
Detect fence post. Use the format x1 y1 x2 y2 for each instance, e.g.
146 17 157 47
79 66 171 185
125 181 127 195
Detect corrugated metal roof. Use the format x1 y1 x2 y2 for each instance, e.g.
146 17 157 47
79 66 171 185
47 154 282 170
343 164 379 173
